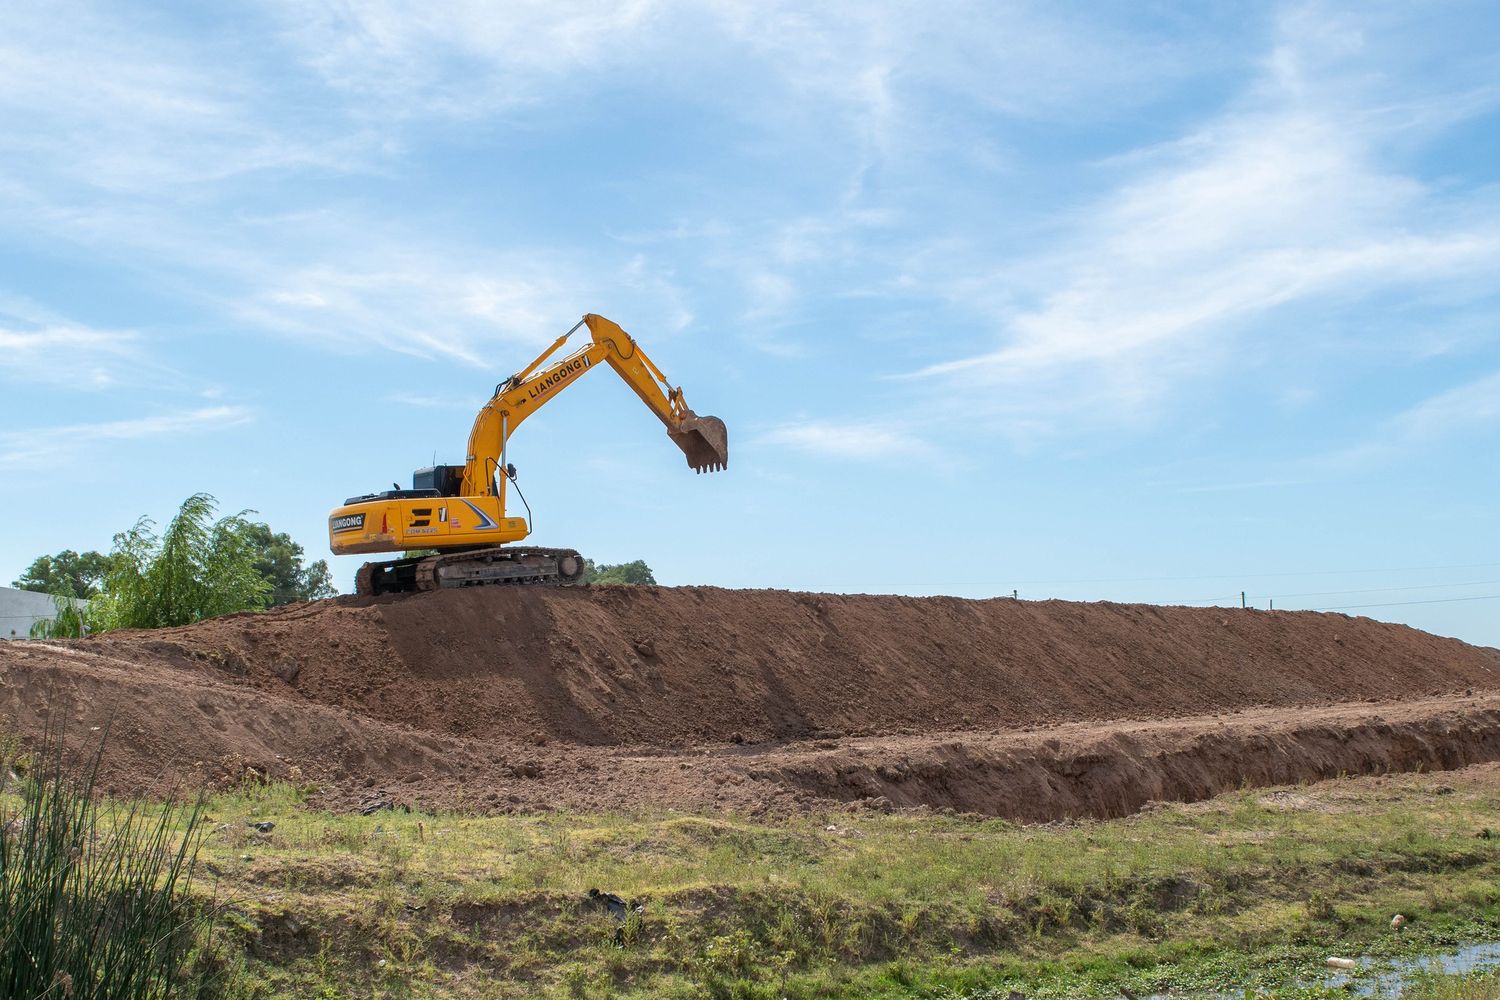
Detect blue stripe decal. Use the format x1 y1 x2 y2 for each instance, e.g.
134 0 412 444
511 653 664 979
459 498 498 530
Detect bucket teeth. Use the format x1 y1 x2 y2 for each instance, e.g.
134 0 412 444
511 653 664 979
670 411 729 474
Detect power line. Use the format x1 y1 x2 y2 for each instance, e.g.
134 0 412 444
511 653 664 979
1315 594 1500 611
1255 579 1500 600
989 560 1500 587
1154 578 1500 606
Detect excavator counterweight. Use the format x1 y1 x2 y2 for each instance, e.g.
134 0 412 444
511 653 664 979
328 313 728 596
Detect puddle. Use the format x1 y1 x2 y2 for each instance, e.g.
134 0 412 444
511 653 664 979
1327 940 1500 995
1147 940 1500 998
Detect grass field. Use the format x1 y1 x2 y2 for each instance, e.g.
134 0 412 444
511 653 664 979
162 763 1500 998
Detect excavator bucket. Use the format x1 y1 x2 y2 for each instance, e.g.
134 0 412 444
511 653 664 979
670 409 729 473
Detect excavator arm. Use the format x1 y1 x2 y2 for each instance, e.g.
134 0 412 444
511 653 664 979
460 314 729 498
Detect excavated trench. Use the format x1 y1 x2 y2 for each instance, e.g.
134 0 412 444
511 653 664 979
752 699 1500 820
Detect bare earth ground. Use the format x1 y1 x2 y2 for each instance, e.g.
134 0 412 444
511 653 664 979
0 586 1496 821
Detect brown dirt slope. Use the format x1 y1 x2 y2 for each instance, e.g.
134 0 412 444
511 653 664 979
61 586 1500 744
1 586 1497 819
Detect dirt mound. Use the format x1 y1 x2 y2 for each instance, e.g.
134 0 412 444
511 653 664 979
58 587 1500 744
1 586 1497 820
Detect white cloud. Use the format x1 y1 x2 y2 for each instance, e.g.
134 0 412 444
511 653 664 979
0 406 254 467
0 6 363 195
1326 368 1500 468
907 4 1500 428
274 0 664 116
235 245 695 369
1389 370 1500 439
274 1 1189 125
759 421 932 461
0 325 141 389
0 294 158 390
384 392 470 409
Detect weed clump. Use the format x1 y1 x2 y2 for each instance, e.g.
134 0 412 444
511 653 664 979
0 726 219 998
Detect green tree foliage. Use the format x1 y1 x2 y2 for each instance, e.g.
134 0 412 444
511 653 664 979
12 550 114 599
583 558 657 585
28 594 86 640
87 493 272 632
237 522 338 606
0 726 218 998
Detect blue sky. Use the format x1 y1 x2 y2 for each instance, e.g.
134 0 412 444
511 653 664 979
2 1 1498 646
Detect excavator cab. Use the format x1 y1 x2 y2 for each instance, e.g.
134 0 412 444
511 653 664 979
670 409 729 473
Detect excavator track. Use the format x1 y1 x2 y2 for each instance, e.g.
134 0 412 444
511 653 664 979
355 547 586 597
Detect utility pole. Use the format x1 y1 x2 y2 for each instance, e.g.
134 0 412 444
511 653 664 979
1241 591 1246 609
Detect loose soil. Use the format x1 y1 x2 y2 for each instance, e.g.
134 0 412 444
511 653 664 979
0 586 1496 820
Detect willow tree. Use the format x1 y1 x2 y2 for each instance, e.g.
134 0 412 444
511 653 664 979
87 493 272 632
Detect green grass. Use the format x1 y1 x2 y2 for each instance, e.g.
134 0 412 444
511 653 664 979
163 766 1500 998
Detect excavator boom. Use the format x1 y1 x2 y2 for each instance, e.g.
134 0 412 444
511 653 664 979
327 314 727 596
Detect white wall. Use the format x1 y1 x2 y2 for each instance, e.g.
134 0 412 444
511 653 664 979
0 586 84 639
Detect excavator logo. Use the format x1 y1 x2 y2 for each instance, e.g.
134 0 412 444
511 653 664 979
526 355 592 402
330 513 365 533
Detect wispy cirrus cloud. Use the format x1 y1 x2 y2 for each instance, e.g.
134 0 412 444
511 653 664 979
1327 368 1500 468
758 420 933 461
274 1 1199 125
0 294 155 391
0 406 254 468
906 2 1500 433
0 324 142 389
0 5 369 197
235 243 695 368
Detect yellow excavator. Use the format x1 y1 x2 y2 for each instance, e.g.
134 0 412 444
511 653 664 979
328 314 728 596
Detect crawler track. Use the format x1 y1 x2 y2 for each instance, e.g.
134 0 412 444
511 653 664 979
355 546 585 596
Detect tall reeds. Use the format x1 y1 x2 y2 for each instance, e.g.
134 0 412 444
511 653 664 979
0 726 219 998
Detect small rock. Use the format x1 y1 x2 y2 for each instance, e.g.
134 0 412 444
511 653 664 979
633 638 655 657
1326 957 1357 970
240 854 253 862
273 656 301 683
248 820 275 833
1435 785 1455 796
1391 913 1406 929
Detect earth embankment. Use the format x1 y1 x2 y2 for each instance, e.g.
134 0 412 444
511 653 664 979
0 586 1495 820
